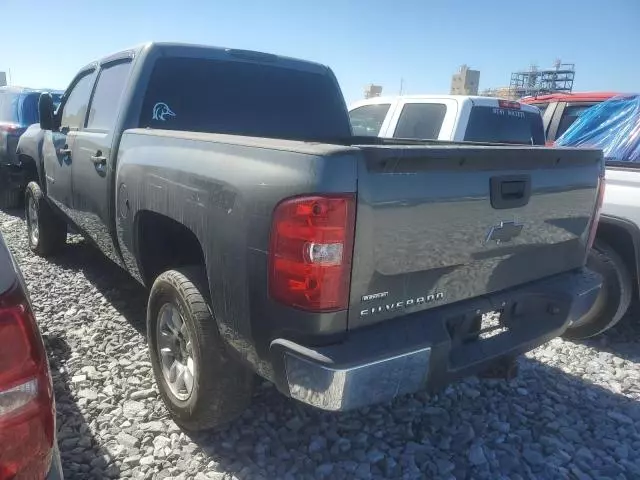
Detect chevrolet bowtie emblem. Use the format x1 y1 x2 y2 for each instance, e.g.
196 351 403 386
485 221 523 245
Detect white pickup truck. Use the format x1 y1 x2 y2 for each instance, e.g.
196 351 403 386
349 95 545 145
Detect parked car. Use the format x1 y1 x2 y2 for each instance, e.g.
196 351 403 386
19 42 603 432
0 86 63 209
552 94 640 338
0 231 63 478
521 91 619 144
349 95 545 144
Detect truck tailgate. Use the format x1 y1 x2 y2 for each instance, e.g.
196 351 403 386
349 144 603 328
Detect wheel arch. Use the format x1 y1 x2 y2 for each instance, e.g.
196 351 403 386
18 154 44 191
596 214 640 297
134 209 209 290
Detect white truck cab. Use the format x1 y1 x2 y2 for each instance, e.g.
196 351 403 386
349 95 545 145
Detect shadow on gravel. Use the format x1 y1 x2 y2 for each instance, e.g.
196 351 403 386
573 310 640 363
45 334 120 479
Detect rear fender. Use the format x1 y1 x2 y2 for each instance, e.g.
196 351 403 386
597 214 640 296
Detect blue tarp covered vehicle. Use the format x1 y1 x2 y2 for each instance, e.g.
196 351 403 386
556 94 640 163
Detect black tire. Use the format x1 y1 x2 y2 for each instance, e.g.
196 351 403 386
563 240 633 340
0 187 21 209
147 267 254 432
24 182 67 256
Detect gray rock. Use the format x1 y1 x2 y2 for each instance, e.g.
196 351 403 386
123 455 142 466
122 400 145 416
130 388 156 401
522 448 545 466
77 389 98 401
315 463 334 478
468 444 487 465
116 432 140 449
308 436 327 454
607 411 633 425
354 462 371 479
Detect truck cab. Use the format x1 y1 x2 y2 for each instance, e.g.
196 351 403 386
349 95 545 145
521 91 619 143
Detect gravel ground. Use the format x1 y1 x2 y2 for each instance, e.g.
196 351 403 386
1 207 639 480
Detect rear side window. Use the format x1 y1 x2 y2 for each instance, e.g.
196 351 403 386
140 57 351 142
464 106 545 145
393 103 446 140
87 61 132 131
349 104 390 136
60 71 96 131
556 104 597 139
0 92 18 122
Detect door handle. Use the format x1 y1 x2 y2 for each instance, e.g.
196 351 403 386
59 148 72 155
90 155 107 166
490 175 531 209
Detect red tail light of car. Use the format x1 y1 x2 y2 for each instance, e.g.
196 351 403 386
269 195 356 312
0 283 54 480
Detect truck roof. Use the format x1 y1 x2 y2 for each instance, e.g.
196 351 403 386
79 41 331 76
350 94 540 113
521 91 621 104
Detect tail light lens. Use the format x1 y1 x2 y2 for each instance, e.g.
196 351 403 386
0 284 54 480
586 176 606 252
269 195 356 312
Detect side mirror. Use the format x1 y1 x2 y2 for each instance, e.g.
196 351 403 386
38 93 55 130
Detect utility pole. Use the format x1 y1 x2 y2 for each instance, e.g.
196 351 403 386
399 78 405 95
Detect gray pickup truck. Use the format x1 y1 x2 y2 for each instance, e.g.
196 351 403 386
18 42 604 431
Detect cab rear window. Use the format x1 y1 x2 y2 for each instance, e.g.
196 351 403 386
140 57 352 142
464 106 545 145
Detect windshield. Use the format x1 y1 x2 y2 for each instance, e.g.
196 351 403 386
140 57 352 142
464 106 545 145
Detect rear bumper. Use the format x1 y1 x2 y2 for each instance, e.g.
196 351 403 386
269 268 601 411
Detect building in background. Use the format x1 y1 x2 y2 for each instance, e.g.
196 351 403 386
509 60 575 98
450 64 480 95
0 72 7 87
364 84 383 99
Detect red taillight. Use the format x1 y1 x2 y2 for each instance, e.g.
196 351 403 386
498 100 521 110
0 284 54 480
587 176 606 251
269 195 356 312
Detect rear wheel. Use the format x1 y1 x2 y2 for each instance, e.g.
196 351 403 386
24 182 67 256
563 240 633 340
147 267 254 432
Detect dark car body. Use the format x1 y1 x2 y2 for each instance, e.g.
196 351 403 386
0 231 63 479
521 92 620 144
0 87 63 206
19 42 603 423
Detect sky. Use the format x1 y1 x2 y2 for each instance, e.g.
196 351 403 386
1 0 639 105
